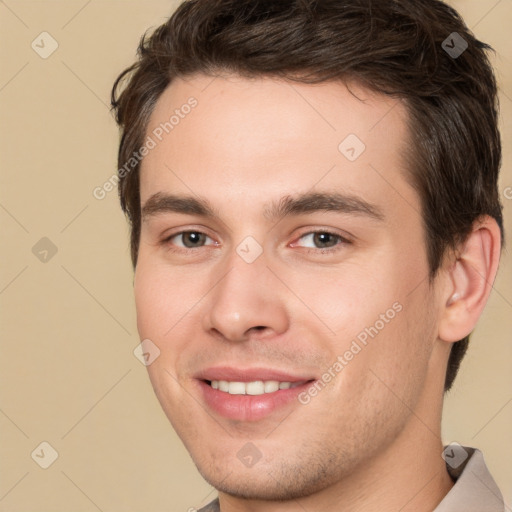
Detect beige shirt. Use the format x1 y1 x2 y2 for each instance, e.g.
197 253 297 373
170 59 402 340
436 447 504 511
197 447 505 511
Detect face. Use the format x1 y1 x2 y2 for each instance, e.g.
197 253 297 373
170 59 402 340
134 74 443 500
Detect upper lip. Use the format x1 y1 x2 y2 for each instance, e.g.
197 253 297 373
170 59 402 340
196 366 316 383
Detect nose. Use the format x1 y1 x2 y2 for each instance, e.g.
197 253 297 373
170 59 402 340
202 250 289 343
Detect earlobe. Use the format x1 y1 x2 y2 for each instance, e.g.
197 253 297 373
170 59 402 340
438 216 501 343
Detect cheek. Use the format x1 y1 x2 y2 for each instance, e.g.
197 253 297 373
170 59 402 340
134 258 213 380
134 267 166 340
352 288 436 407
134 261 194 404
290 260 399 338
319 263 435 402
134 259 194 340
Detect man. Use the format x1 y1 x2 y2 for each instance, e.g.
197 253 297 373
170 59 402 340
111 0 505 510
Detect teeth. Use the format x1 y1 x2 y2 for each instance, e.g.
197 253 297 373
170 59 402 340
246 381 264 395
264 381 280 393
209 379 305 395
228 381 246 395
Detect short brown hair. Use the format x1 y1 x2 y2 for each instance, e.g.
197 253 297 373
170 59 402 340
111 0 503 391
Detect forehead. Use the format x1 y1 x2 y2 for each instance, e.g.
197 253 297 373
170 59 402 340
139 74 414 216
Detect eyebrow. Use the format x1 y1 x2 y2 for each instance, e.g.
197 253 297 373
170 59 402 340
141 191 385 223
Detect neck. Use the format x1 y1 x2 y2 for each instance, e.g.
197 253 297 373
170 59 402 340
219 433 453 512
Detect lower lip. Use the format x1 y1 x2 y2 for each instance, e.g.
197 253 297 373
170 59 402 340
198 380 315 422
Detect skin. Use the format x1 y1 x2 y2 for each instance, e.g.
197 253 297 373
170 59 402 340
134 74 501 511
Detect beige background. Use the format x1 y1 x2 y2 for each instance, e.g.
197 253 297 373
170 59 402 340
0 1 510 510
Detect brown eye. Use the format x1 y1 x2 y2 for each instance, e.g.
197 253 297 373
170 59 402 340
296 231 345 250
312 232 339 248
181 232 207 248
166 231 212 248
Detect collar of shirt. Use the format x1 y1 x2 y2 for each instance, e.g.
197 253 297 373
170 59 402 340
434 446 504 511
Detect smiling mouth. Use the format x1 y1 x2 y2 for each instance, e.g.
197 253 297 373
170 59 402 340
206 379 312 395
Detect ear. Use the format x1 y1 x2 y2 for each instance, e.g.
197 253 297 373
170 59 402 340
438 216 502 343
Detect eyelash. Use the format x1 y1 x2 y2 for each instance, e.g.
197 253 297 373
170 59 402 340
161 229 350 255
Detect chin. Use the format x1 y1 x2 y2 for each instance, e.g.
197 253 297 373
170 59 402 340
193 452 342 502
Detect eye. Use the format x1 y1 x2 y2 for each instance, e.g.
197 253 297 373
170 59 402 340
165 231 216 249
291 230 349 252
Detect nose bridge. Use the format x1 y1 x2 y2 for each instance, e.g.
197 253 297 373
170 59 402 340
204 244 288 341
